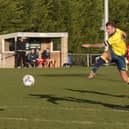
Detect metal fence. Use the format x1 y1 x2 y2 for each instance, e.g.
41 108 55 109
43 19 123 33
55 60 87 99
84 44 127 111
68 53 101 67
0 52 101 68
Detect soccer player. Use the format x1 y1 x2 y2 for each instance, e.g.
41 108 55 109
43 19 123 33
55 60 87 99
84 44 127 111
82 22 129 84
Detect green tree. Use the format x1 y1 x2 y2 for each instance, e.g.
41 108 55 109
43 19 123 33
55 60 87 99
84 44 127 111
31 0 71 32
19 0 34 31
0 0 23 33
109 0 129 43
30 0 50 32
69 0 103 53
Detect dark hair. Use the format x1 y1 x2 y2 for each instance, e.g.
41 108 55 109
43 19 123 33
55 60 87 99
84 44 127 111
106 21 116 28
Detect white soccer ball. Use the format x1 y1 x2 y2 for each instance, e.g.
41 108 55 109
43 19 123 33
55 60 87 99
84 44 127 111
23 74 35 86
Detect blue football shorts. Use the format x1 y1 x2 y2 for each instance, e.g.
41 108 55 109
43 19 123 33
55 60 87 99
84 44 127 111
110 50 126 71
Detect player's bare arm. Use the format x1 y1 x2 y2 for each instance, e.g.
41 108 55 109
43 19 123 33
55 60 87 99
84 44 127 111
81 43 105 48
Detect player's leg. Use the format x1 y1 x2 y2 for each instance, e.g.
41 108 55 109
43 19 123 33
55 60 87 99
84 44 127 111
92 51 111 72
18 52 22 68
15 51 20 68
119 70 129 83
115 56 129 83
22 52 26 67
88 51 111 79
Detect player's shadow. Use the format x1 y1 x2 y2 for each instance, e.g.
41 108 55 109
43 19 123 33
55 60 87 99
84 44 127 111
29 93 129 111
66 88 129 98
0 108 5 111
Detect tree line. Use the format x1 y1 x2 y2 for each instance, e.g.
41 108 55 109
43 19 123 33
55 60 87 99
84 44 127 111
0 0 129 53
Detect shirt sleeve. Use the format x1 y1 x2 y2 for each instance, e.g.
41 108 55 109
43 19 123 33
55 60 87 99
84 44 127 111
117 28 127 40
104 41 109 51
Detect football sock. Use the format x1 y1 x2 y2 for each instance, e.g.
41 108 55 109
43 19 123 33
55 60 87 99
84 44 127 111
125 58 128 71
100 55 108 64
128 78 129 84
92 57 105 73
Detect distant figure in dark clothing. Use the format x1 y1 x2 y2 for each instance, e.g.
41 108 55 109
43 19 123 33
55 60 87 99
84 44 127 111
15 37 26 68
27 49 39 67
35 48 40 59
41 48 50 59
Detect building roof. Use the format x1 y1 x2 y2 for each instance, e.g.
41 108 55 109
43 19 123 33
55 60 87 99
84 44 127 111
0 32 68 39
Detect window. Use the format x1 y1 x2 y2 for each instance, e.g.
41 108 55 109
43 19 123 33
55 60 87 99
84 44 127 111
4 38 15 52
25 38 41 50
51 38 61 51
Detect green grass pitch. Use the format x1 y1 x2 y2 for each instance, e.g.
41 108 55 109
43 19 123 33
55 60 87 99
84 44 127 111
0 66 129 129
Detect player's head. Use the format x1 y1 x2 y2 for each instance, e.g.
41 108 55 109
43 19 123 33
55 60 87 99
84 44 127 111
106 22 116 35
31 49 35 54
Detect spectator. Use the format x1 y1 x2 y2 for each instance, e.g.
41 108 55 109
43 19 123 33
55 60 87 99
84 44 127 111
41 48 50 59
36 48 56 68
41 48 50 68
15 37 26 68
27 49 39 67
35 48 40 59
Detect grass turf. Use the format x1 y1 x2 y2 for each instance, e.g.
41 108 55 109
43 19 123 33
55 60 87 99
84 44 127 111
0 66 129 129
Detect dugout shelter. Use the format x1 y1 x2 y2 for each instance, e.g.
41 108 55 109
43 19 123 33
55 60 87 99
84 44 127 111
0 32 68 68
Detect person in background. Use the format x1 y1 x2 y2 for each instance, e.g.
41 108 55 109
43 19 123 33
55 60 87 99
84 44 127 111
15 37 26 68
40 48 50 67
27 49 39 67
36 48 55 68
42 48 50 59
35 48 40 59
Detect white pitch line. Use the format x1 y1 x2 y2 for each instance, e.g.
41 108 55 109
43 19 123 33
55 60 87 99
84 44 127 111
0 117 129 126
0 106 129 113
34 118 95 125
0 117 27 121
36 107 129 113
0 117 94 125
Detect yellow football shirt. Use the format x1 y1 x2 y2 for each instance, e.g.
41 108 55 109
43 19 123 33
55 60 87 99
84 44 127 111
107 28 127 56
